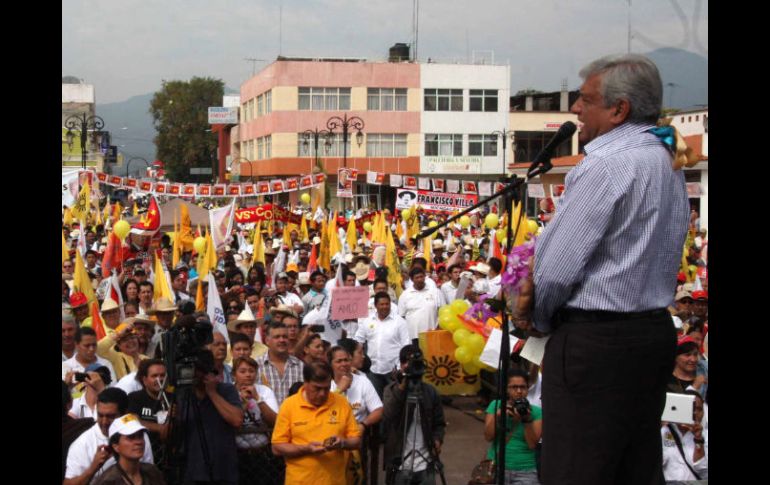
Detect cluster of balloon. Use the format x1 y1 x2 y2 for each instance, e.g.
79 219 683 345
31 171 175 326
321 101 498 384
437 299 491 375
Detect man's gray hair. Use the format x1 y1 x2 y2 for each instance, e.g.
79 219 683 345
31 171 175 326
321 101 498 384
579 54 663 123
62 310 77 326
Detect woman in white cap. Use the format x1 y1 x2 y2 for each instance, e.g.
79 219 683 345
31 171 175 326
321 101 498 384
92 414 166 485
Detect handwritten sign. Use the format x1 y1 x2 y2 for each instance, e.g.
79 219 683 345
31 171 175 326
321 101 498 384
330 286 369 320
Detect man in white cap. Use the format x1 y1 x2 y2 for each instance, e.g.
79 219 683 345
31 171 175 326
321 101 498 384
96 413 165 485
64 388 154 485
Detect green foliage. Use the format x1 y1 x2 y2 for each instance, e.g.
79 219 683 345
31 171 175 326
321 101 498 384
514 88 543 96
150 77 224 182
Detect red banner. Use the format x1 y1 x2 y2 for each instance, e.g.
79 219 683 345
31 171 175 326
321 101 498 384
233 204 303 225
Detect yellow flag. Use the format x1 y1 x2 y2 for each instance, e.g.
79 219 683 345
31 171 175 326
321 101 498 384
113 201 123 221
102 200 111 224
179 203 194 252
132 202 139 217
395 218 403 240
319 218 330 271
71 181 91 221
73 251 96 303
153 255 174 302
346 217 358 250
282 224 293 250
328 212 341 259
203 231 218 273
253 223 266 265
172 213 181 268
385 226 403 297
62 231 70 264
195 277 205 311
300 215 309 243
377 212 388 244
424 233 432 272
63 208 73 226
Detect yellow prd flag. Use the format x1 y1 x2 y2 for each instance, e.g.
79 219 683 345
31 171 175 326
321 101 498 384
63 208 73 226
513 213 531 248
300 215 309 243
385 226 403 297
132 202 139 217
328 212 341 259
424 233 432 272
282 224 293 250
203 231 218 273
179 203 194 252
319 218 331 271
377 212 388 244
62 231 70 264
195 276 205 311
172 212 181 268
371 212 382 244
253 222 265 265
71 181 91 221
346 217 358 251
73 251 96 303
153 255 174 302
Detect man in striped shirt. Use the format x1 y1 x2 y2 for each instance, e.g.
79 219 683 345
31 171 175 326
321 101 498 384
258 322 305 405
526 54 689 485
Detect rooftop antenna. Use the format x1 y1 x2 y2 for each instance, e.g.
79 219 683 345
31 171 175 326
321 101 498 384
244 58 266 76
627 0 632 53
279 3 283 57
412 0 419 61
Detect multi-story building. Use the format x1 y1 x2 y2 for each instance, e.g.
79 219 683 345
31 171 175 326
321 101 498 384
234 49 550 209
62 78 109 173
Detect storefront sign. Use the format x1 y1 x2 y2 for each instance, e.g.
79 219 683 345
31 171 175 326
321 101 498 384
422 156 482 174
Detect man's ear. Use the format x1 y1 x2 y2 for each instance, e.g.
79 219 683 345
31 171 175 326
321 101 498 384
610 99 631 125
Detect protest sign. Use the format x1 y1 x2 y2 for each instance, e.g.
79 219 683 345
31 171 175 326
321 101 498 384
330 286 369 320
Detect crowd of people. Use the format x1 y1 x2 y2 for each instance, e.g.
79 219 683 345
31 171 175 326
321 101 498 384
62 54 709 485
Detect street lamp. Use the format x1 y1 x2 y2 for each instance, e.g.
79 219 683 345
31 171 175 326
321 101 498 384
301 128 333 172
326 114 364 210
490 129 516 177
65 113 106 170
126 157 150 178
232 157 255 183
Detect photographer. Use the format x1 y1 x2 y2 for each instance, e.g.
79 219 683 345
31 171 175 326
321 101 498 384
483 368 542 485
383 344 446 485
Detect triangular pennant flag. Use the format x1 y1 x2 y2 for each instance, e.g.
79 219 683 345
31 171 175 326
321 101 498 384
73 251 96 303
346 217 358 251
91 301 107 341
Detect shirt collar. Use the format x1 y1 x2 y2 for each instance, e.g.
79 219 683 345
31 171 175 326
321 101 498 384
583 122 656 155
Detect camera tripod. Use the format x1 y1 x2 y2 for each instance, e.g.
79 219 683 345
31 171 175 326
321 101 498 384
164 384 215 484
390 379 447 485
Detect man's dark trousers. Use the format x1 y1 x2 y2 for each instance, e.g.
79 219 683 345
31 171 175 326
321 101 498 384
540 311 676 485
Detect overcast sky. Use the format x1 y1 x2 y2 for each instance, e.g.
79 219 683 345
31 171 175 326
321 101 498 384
62 0 708 104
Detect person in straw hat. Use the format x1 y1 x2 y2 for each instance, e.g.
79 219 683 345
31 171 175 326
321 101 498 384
228 306 269 360
96 319 151 380
144 297 177 359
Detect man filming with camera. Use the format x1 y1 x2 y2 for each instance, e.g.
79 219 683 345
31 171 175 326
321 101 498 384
383 344 446 485
483 368 543 485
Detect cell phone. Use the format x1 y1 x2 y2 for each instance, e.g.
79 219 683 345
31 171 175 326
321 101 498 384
74 372 89 383
661 392 695 425
310 324 325 333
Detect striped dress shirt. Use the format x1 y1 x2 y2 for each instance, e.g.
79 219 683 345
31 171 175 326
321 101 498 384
258 353 304 405
533 122 690 332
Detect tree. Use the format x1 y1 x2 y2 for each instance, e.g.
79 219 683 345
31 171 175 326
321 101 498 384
150 77 224 182
514 88 544 96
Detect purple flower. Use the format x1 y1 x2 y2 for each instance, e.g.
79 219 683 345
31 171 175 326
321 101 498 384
500 238 536 294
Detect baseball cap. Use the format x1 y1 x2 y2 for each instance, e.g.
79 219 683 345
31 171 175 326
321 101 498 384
108 413 147 440
691 290 708 301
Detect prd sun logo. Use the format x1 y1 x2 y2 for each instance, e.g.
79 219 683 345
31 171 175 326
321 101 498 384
425 355 462 387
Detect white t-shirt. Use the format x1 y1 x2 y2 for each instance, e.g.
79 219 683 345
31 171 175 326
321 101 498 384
354 313 411 375
65 423 154 480
486 274 502 298
115 372 143 395
399 286 441 340
440 280 461 305
661 425 708 481
275 291 303 309
70 394 96 419
331 372 383 423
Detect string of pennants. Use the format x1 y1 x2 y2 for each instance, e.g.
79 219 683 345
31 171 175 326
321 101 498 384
92 171 327 198
368 171 507 196
92 169 506 198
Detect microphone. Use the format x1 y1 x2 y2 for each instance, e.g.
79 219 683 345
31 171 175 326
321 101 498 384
527 121 577 176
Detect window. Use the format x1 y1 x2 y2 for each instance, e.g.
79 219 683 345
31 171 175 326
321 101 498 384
298 87 351 111
265 90 272 114
469 90 499 112
424 89 463 111
513 131 572 162
468 134 498 156
257 95 264 117
425 134 462 156
367 88 408 111
366 134 407 157
257 138 264 160
695 115 699 122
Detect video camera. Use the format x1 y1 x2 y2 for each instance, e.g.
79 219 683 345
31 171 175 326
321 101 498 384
162 313 214 388
402 348 426 381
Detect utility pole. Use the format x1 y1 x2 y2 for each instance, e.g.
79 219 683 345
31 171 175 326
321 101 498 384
244 58 266 77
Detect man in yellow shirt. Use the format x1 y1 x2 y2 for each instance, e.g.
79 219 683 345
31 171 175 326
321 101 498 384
272 361 361 484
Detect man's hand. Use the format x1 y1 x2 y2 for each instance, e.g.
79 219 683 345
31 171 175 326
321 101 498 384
337 374 352 393
64 370 75 387
693 374 707 390
240 386 256 402
692 422 704 441
91 445 111 471
306 441 327 455
85 372 104 391
202 373 219 396
323 436 344 451
434 440 442 455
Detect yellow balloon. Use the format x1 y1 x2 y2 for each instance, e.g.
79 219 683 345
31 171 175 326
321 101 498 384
496 230 506 243
467 333 485 354
300 193 311 205
429 221 438 228
193 236 207 254
401 209 411 220
452 328 471 347
463 362 481 375
450 299 470 315
438 306 453 320
446 318 463 333
527 219 539 234
459 215 471 228
363 222 373 233
113 220 131 240
485 213 499 229
455 346 473 364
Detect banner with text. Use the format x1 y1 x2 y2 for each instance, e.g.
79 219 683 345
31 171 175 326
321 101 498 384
395 189 478 213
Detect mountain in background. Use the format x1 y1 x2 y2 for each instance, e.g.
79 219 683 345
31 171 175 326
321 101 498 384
97 87 238 176
645 47 708 111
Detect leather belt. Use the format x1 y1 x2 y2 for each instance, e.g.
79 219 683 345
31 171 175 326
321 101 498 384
556 308 669 324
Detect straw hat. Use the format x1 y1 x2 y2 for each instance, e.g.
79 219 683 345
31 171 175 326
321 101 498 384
353 261 370 280
145 297 177 315
101 298 120 313
269 304 298 320
227 307 260 333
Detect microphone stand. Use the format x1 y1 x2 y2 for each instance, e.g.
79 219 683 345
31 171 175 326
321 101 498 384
410 158 554 485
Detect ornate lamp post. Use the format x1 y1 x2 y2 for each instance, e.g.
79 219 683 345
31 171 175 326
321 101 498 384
490 129 516 177
126 157 149 178
65 113 106 170
325 114 364 210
